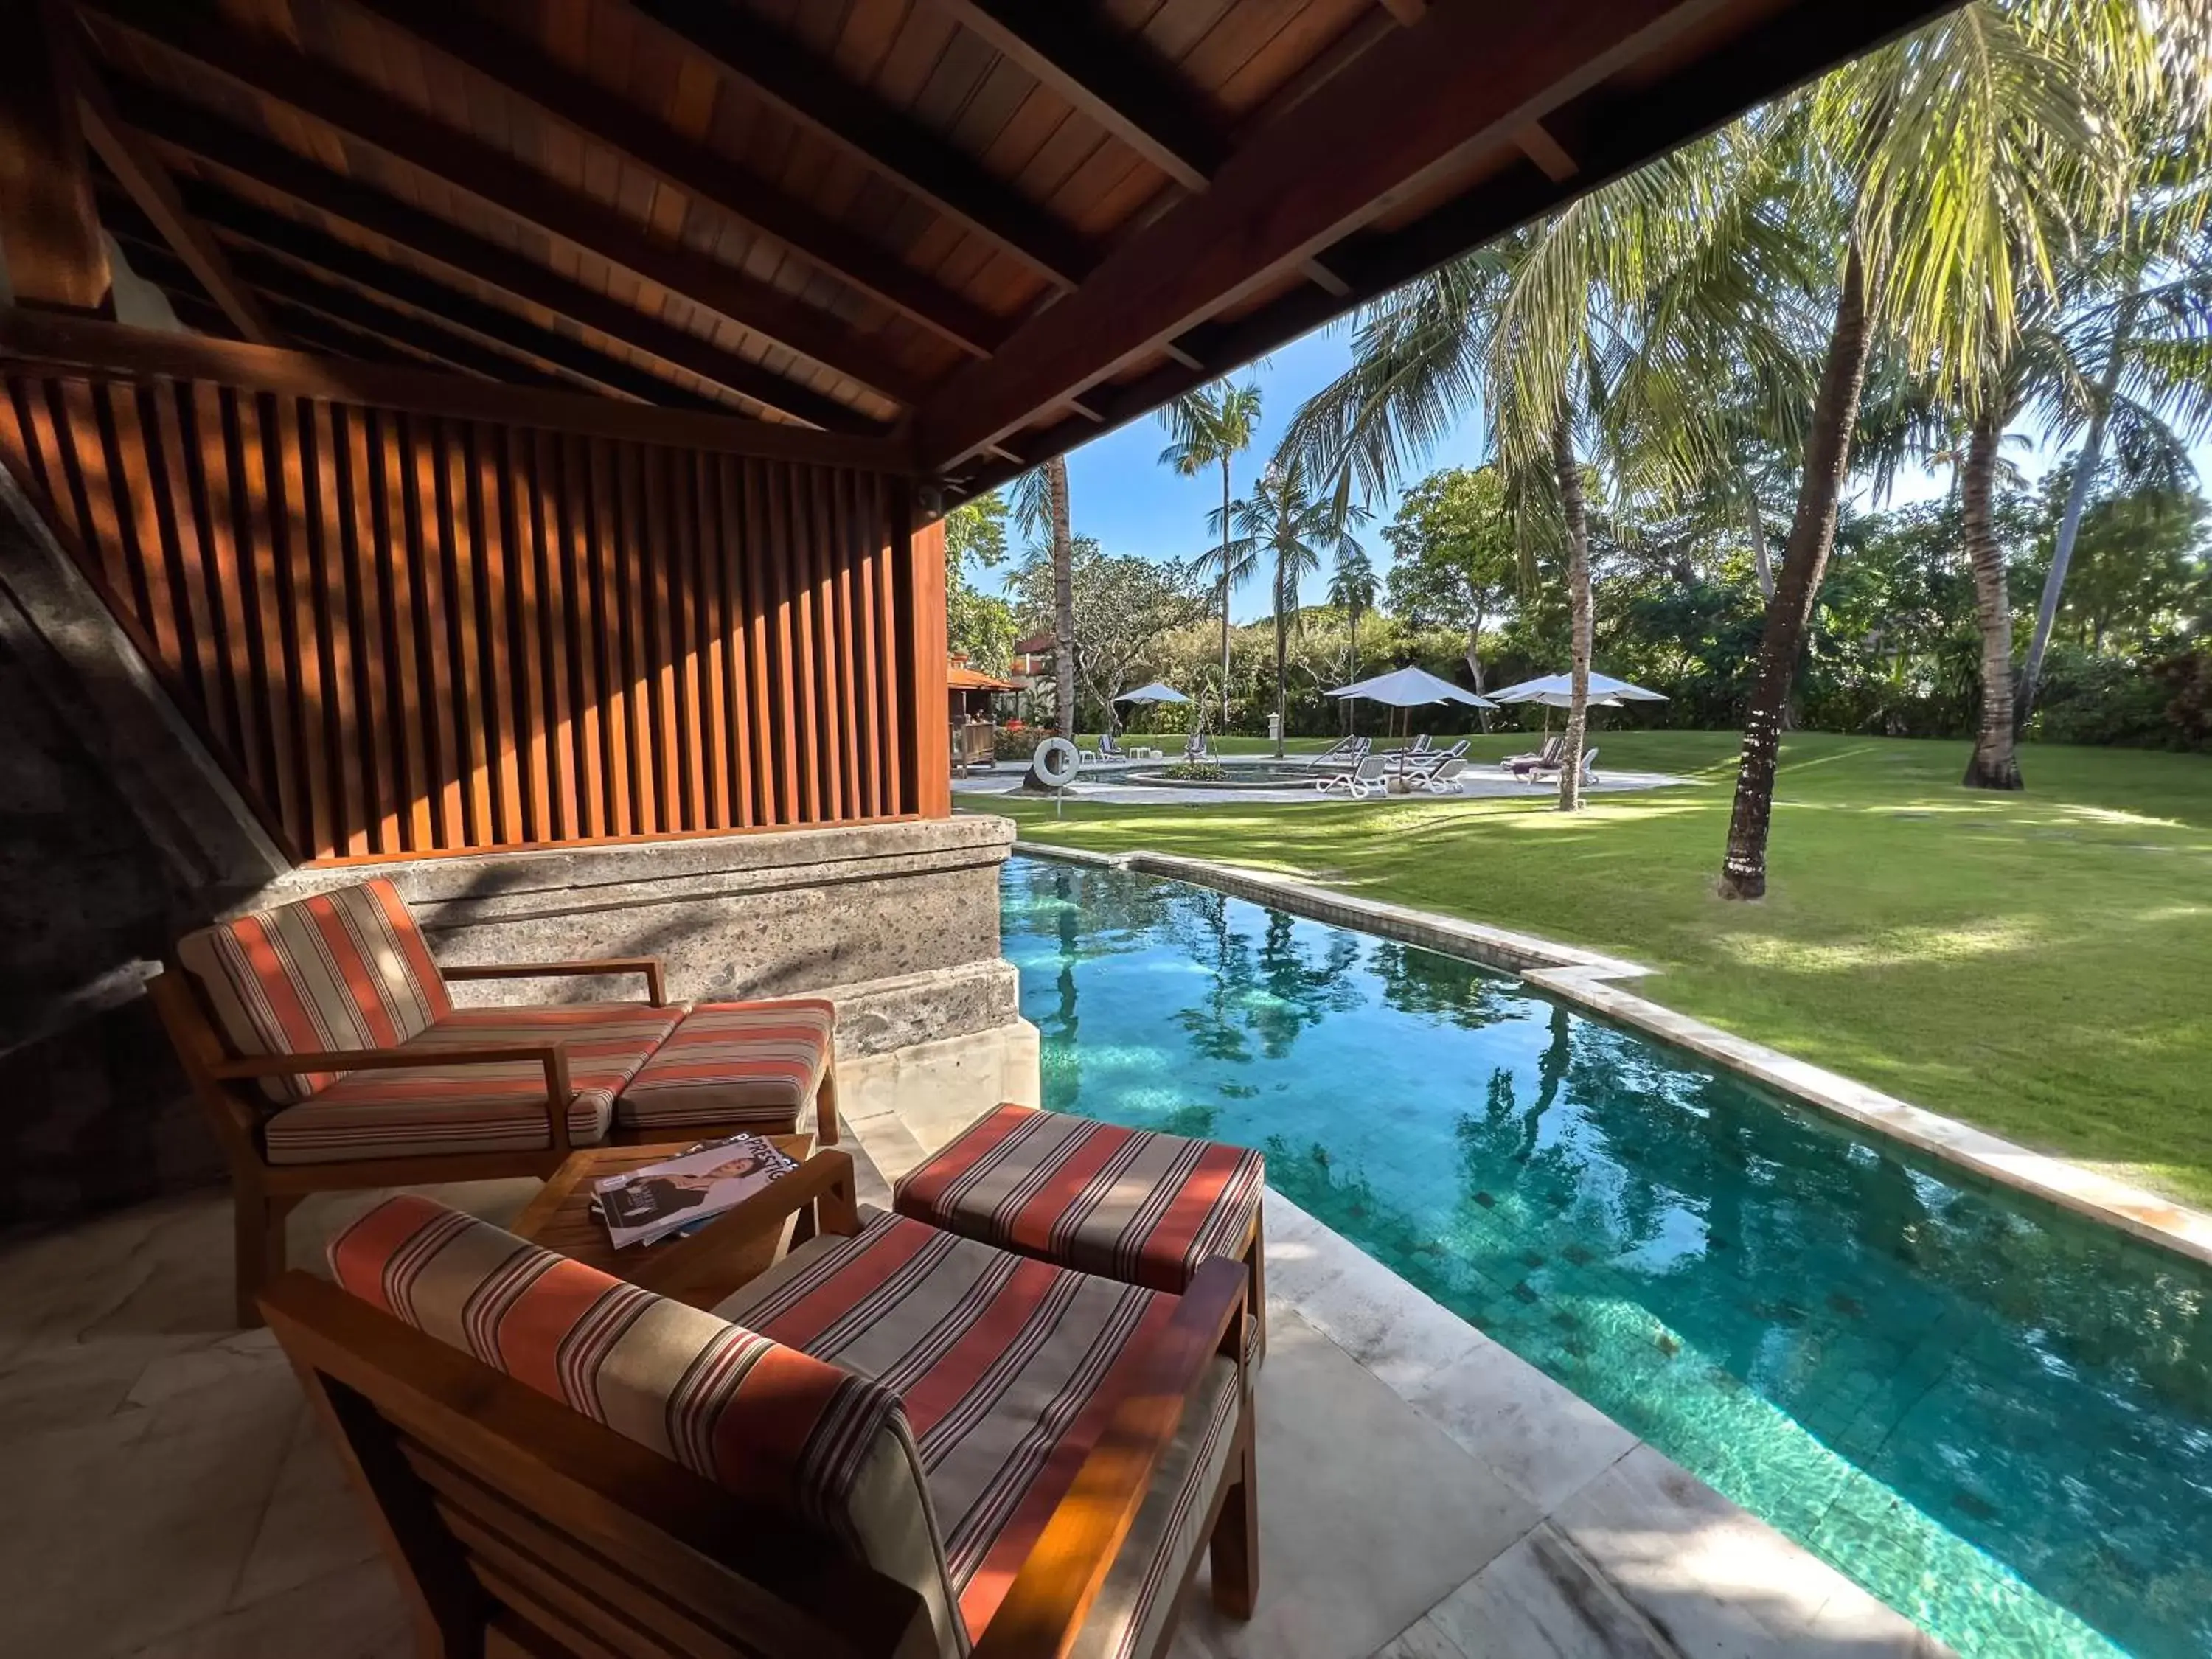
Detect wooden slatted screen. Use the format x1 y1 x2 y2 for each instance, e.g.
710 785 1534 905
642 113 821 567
0 366 945 862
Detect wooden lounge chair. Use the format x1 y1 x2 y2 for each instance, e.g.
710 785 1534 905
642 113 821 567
151 877 841 1324
261 1166 1256 1659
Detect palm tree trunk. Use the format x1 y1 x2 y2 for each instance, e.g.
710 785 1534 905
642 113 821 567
1553 413 1593 813
1273 562 1289 757
1049 456 1075 740
2018 290 2136 732
1346 607 1359 734
1217 454 1234 737
1720 244 1874 900
1466 607 1492 734
1961 410 2023 790
1747 490 1775 601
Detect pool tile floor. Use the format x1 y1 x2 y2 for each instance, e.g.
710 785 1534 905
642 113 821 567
0 1081 1942 1658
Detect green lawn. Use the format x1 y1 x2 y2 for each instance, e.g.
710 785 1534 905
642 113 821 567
984 731 2212 1208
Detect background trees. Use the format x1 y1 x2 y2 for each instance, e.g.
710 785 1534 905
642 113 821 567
1158 382 1265 737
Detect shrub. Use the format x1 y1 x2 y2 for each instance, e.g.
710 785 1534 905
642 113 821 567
1164 760 1225 782
996 728 1042 761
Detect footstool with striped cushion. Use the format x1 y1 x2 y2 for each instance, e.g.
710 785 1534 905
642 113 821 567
616 997 841 1144
892 1103 1268 1361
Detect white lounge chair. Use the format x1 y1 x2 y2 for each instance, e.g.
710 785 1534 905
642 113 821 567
1304 734 1371 769
1420 757 1470 793
1503 734 1563 779
1531 746 1599 787
1316 754 1390 799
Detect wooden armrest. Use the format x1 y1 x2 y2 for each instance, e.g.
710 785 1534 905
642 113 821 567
971 1256 1248 1659
636 1149 860 1304
442 956 668 1006
209 1043 578 1155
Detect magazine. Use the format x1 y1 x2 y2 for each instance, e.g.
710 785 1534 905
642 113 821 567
591 1133 801 1249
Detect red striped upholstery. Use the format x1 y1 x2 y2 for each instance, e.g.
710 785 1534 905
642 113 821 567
327 1195 964 1656
892 1106 1265 1296
177 878 451 1104
718 1210 1186 1644
619 998 835 1131
262 1004 681 1164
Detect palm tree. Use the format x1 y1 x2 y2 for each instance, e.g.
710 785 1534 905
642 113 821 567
1327 545 1378 728
2017 134 2212 727
1284 129 1809 812
1012 457 1076 738
1158 381 1264 736
1220 459 1369 754
1717 0 2184 883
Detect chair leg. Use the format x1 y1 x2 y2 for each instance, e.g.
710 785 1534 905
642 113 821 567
1209 1422 1259 1618
813 1065 841 1146
234 1186 291 1329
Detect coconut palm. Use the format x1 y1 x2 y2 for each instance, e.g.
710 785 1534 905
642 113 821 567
1327 545 1379 726
1218 459 1370 755
1158 381 1265 735
2017 133 2212 727
1283 127 1812 811
1715 0 2193 879
1012 458 1076 737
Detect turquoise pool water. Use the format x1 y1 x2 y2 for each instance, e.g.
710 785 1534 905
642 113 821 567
1003 857 2212 1658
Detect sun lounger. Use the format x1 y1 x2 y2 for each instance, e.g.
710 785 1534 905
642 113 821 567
1316 754 1391 798
1503 735 1564 779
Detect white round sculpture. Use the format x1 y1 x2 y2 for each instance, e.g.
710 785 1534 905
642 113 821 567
1030 737 1081 790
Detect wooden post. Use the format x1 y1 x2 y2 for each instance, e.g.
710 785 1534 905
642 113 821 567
900 487 950 817
0 0 111 314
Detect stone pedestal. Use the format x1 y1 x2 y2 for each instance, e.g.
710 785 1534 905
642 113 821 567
265 815 1023 1060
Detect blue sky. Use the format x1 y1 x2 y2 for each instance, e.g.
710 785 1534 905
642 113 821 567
972 315 2212 621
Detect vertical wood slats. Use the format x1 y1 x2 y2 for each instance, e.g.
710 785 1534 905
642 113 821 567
1 366 928 863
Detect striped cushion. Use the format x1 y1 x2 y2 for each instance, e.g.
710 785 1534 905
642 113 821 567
263 1004 681 1165
618 998 835 1130
893 1106 1265 1295
177 877 451 1104
327 1195 964 1658
717 1210 1186 1646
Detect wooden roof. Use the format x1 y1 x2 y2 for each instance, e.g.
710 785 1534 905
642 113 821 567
63 0 1956 504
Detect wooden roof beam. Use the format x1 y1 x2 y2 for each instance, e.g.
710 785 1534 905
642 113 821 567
914 0 1731 470
83 2 927 415
75 69 282 346
112 81 884 435
184 192 737 412
0 0 110 314
345 0 1006 360
625 0 1098 290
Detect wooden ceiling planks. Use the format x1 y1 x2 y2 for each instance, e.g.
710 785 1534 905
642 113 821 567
27 0 1959 493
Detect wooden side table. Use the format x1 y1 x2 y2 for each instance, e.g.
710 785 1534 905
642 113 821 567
509 1135 858 1310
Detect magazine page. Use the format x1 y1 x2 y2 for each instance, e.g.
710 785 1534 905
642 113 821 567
591 1134 801 1248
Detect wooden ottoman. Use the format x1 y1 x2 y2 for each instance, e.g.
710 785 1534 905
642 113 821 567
891 1102 1268 1362
614 998 841 1145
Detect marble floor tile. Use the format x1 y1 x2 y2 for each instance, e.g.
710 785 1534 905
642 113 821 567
1368 1614 1472 1659
112 1559 410 1659
1550 1443 1930 1658
1169 1308 1540 1659
1419 1523 1677 1659
1399 1338 1640 1514
231 1406 386 1607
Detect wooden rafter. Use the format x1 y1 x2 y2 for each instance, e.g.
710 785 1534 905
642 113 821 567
625 0 1099 290
82 1 928 415
345 0 1007 360
75 69 281 345
0 309 913 470
928 0 1226 192
184 199 738 412
914 0 1729 470
113 80 884 434
0 0 109 313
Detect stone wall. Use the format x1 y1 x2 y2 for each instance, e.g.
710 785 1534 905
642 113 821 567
265 816 1023 1059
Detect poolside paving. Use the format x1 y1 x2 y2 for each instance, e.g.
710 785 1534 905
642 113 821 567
953 756 1694 807
0 1074 1941 1658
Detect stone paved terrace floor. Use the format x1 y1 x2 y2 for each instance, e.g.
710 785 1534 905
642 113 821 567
0 1077 1942 1658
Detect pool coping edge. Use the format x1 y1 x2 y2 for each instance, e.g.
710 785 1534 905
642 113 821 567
1013 838 2212 1271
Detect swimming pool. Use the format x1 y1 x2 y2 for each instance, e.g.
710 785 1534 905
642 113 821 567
1002 856 2212 1658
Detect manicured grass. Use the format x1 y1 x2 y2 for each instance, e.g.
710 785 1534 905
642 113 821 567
985 731 2212 1208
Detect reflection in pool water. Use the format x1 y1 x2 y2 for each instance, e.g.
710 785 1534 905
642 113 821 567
1003 857 2212 1659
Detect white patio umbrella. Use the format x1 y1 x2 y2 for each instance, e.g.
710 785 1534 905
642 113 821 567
1488 671 1666 707
1325 666 1495 771
1489 670 1663 736
1116 682 1191 704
